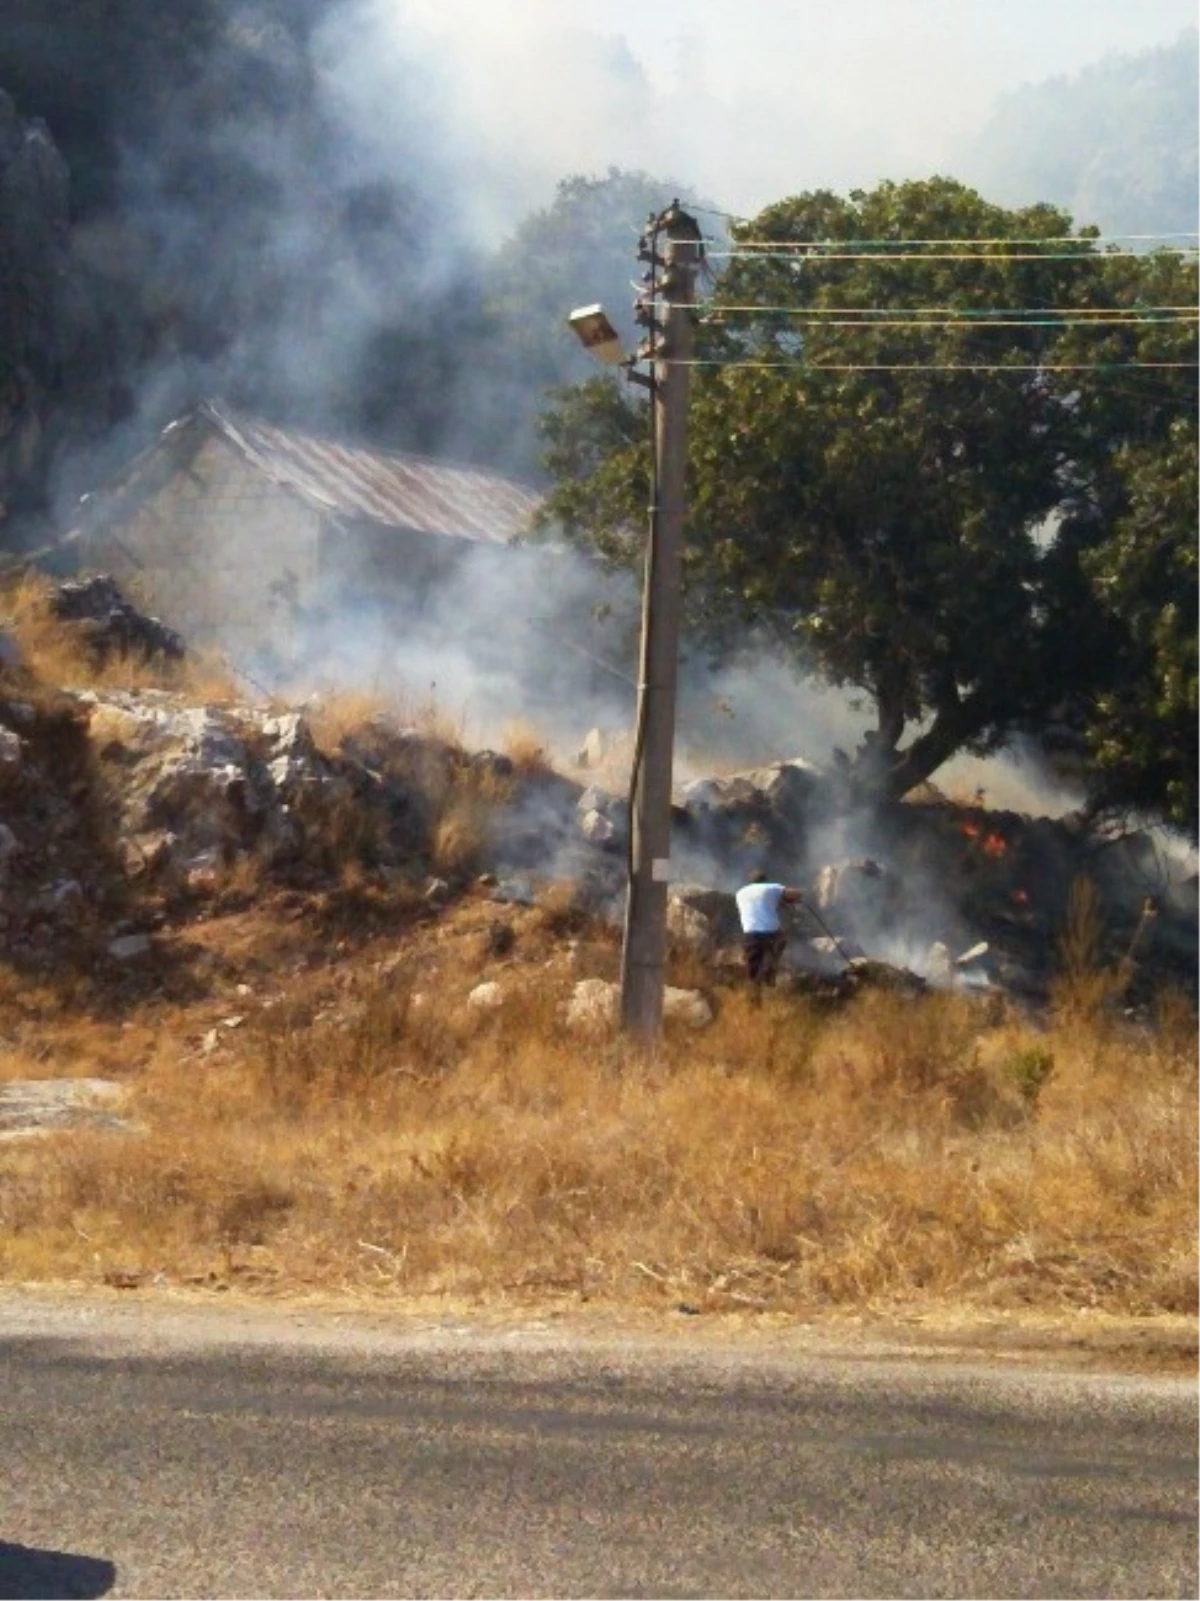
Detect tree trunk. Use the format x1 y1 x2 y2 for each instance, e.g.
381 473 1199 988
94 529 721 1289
848 689 997 802
882 693 996 800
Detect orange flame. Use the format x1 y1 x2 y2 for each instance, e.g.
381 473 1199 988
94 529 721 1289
961 819 1009 857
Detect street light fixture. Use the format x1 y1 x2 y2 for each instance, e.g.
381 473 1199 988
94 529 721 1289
567 304 626 366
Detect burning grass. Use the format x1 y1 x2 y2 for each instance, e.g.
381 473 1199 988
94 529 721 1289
1 957 1194 1318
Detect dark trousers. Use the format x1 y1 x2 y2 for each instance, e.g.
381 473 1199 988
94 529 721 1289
744 931 785 986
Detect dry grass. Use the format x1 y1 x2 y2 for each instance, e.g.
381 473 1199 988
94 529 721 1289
2 959 1194 1317
2 572 241 701
502 719 553 778
304 685 467 755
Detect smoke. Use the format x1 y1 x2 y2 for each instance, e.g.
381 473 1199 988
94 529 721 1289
323 0 1198 224
21 0 1182 860
249 540 639 755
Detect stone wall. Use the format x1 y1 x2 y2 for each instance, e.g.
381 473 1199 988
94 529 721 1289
88 432 323 661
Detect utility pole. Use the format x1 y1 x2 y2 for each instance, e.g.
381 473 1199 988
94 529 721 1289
620 201 703 1040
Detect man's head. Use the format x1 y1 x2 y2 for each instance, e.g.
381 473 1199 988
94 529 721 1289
750 870 768 884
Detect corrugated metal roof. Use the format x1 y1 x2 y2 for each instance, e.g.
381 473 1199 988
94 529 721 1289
203 400 543 547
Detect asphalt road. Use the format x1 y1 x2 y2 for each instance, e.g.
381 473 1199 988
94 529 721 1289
1 1300 1196 1599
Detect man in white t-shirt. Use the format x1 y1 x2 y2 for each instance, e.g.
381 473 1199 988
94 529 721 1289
734 871 805 988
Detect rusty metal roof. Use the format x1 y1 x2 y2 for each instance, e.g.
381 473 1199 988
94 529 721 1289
202 400 542 547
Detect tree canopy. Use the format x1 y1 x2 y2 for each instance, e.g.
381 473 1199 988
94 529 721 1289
537 178 1198 826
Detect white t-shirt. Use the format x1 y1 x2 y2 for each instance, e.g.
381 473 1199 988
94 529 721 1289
735 882 788 934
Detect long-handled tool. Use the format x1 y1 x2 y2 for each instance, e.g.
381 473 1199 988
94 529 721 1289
794 894 857 969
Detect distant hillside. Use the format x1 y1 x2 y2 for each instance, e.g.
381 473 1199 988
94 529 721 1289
963 30 1199 236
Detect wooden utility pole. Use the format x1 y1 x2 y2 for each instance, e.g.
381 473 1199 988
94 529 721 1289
620 201 702 1040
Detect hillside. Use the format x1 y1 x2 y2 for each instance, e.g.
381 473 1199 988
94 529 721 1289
962 30 1199 234
0 575 1194 1322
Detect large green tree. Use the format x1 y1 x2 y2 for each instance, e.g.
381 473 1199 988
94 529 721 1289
1083 422 1197 831
538 178 1198 815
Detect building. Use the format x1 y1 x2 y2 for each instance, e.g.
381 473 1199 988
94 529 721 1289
67 399 545 661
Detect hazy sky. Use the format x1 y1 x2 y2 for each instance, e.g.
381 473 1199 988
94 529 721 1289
364 0 1197 226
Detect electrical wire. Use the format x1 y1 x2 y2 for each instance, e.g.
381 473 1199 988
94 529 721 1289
664 359 1197 372
707 248 1199 264
717 232 1199 249
679 304 1197 320
688 315 1198 330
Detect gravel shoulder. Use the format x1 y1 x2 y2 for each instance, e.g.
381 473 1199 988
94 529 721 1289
0 1282 1194 1378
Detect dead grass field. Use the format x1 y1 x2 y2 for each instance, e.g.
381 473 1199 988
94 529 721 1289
0 588 1193 1327
1 893 1194 1319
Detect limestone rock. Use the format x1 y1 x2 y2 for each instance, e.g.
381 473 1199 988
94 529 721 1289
563 978 618 1031
666 897 713 953
663 986 714 1028
467 981 505 1012
579 808 615 846
564 978 712 1032
576 728 609 769
0 1077 132 1137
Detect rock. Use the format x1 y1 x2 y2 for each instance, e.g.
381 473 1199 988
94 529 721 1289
0 1077 133 1137
813 858 898 935
576 728 609 769
577 784 617 816
669 883 739 940
579 808 616 846
119 830 176 877
0 726 22 773
491 877 535 906
51 575 184 664
663 986 714 1028
467 981 505 1012
743 759 820 820
29 878 84 916
798 934 864 972
926 941 955 986
0 698 34 726
564 978 618 1031
846 957 927 996
78 691 379 876
260 711 316 758
666 898 713 953
470 750 514 781
108 932 152 960
563 978 713 1032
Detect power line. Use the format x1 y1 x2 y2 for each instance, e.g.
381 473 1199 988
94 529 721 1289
686 312 1198 330
682 304 1197 319
717 232 1199 249
666 359 1198 372
707 248 1199 264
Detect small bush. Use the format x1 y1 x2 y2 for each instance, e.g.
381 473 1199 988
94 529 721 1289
1001 1043 1056 1108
